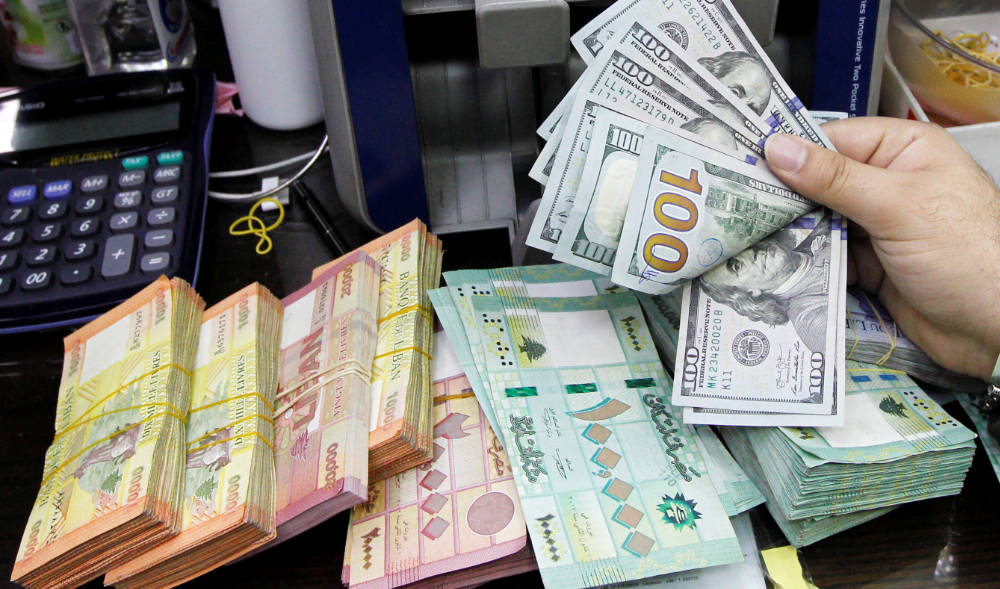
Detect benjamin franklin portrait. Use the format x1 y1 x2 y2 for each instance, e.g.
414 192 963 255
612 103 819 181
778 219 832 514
698 213 832 353
698 51 770 117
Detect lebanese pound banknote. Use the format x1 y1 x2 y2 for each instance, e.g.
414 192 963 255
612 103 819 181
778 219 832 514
470 292 742 588
106 283 283 588
570 0 833 147
272 250 381 544
312 220 443 481
343 332 528 589
674 209 845 424
13 277 204 589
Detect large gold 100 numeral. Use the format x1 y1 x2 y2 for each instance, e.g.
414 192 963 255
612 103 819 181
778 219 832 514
642 168 702 273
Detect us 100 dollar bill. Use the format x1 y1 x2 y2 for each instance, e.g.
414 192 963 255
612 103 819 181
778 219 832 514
613 125 814 294
674 209 842 415
571 0 833 147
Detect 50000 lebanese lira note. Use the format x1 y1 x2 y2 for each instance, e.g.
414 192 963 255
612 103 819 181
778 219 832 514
673 209 842 415
612 125 814 294
571 0 832 146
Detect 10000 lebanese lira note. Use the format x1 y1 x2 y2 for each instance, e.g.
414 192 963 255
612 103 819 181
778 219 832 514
613 125 814 294
674 209 842 416
571 0 833 146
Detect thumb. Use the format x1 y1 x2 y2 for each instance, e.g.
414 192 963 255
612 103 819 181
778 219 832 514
764 133 903 233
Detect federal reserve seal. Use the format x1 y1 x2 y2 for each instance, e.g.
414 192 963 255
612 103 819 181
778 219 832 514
732 330 769 366
658 22 689 49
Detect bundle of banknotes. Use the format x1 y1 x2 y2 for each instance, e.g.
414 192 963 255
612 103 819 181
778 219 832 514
954 393 1000 485
106 283 283 588
845 288 983 392
12 277 205 589
428 263 777 588
721 362 976 547
269 249 382 545
341 331 536 589
528 0 838 297
313 219 444 482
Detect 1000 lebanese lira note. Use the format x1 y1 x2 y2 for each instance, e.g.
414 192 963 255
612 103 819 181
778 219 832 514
612 125 815 294
673 208 842 415
571 0 833 147
471 291 741 588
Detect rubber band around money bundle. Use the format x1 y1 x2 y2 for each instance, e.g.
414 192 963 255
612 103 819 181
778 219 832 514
188 391 275 415
846 366 906 375
860 291 898 365
187 431 274 455
377 303 433 325
56 362 193 438
273 359 373 416
186 413 275 454
41 408 187 488
53 400 188 440
373 345 432 362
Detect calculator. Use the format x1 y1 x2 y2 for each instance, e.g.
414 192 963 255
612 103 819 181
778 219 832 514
0 69 215 334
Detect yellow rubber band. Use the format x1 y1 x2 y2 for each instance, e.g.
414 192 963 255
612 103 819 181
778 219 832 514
190 391 274 415
861 291 898 365
54 401 188 440
187 431 274 455
377 303 432 325
846 366 906 375
61 362 192 434
186 413 274 448
373 345 432 361
228 197 285 255
42 409 185 488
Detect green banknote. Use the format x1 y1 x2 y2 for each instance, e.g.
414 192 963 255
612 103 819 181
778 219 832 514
467 291 741 588
613 125 814 295
432 264 619 436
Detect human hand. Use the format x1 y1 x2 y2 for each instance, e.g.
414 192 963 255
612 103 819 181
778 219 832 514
764 116 1000 380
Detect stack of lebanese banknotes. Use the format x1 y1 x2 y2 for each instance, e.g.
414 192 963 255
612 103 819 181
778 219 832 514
341 331 536 589
106 283 284 588
428 263 772 588
269 249 382 545
845 288 983 392
12 277 205 589
721 361 976 547
954 393 1000 485
313 219 444 482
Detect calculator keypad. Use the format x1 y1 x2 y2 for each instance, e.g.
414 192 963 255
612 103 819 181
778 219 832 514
0 150 191 311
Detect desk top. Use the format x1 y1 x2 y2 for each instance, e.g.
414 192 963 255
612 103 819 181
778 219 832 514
2 7 1000 589
2 110 1000 589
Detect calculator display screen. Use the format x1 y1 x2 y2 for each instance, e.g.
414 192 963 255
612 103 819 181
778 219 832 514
0 100 181 155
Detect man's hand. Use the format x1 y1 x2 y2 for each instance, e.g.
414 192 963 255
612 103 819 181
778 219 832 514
764 117 1000 380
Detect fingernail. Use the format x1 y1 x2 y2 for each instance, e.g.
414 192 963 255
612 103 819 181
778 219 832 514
765 134 808 173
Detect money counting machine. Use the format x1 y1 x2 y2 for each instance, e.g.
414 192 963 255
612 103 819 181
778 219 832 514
306 0 782 245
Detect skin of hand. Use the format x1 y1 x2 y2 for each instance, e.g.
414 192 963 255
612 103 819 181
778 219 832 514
764 117 1000 381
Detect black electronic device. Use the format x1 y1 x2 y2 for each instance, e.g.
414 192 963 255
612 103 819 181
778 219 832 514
0 68 215 333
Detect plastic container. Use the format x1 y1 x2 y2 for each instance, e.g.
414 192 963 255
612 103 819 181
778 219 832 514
217 0 323 131
888 0 1000 124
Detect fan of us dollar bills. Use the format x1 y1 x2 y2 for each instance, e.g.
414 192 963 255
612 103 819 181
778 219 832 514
526 0 851 426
